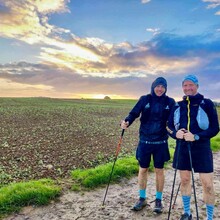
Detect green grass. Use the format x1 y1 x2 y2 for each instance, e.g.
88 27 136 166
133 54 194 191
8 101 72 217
70 142 176 190
70 134 220 190
71 156 140 189
0 179 61 217
211 134 220 152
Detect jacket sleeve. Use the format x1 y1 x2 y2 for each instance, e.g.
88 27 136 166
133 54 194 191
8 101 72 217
166 103 179 139
168 98 176 114
196 99 219 139
124 96 145 126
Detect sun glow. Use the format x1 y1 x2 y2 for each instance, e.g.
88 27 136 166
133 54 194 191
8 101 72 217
79 93 132 99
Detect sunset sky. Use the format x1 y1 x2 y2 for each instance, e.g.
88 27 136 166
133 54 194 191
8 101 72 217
0 0 220 101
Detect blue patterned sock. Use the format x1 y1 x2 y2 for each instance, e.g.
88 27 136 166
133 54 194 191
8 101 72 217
156 191 162 200
206 204 214 220
182 195 191 215
139 189 146 199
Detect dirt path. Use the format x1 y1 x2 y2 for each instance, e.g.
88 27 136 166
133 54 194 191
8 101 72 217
5 151 220 220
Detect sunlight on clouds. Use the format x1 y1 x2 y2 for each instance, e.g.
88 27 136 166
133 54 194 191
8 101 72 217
0 1 48 42
39 38 203 78
51 40 102 62
39 37 104 69
40 49 74 69
0 0 70 44
146 56 201 74
0 78 54 97
34 0 70 14
39 45 103 73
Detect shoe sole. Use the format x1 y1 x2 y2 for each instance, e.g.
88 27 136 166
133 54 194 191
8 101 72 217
131 203 148 211
153 208 163 214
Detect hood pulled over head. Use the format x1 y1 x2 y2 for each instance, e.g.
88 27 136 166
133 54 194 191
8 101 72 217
151 77 167 96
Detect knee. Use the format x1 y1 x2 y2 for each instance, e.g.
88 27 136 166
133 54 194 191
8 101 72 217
139 167 148 174
155 168 164 175
181 176 191 186
204 184 214 195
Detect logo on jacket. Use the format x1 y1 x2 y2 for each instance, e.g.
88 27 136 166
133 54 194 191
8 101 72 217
165 105 169 110
145 103 150 109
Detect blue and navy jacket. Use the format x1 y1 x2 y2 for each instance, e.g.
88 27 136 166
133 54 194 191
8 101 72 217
167 93 219 144
125 94 175 142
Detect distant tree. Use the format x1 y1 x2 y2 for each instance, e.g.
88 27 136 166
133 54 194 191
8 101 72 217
104 96 111 100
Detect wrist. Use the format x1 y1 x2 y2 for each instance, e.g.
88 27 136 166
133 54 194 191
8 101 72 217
194 134 200 141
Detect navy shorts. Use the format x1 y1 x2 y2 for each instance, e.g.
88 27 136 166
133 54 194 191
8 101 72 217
136 141 170 169
173 141 213 173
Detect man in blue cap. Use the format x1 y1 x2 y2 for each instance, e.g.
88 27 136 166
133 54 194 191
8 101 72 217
167 74 219 220
121 77 175 213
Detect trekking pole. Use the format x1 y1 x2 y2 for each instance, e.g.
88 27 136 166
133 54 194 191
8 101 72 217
172 182 181 209
186 96 199 219
167 139 181 220
187 142 199 220
102 129 125 207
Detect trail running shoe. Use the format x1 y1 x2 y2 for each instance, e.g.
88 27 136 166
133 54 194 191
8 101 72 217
180 213 192 220
132 197 148 211
153 198 163 213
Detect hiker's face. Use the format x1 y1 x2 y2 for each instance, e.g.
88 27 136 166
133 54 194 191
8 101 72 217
182 80 198 96
154 85 166 97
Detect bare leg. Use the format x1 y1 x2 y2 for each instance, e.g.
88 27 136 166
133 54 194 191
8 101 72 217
200 172 215 220
200 172 215 204
180 170 191 195
155 168 164 192
138 167 148 189
179 170 192 216
132 167 149 211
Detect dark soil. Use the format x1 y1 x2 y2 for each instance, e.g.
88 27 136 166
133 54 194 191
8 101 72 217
0 98 139 184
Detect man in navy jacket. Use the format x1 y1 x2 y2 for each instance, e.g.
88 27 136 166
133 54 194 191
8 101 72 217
121 77 175 213
167 75 219 220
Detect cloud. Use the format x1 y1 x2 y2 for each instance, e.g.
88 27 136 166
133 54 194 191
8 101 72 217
141 0 151 4
36 32 218 79
0 0 70 44
1 1 201 78
203 0 220 8
0 1 219 100
202 0 220 15
146 28 160 36
2 33 220 81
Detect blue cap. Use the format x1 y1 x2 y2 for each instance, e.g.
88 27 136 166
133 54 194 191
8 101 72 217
182 74 199 86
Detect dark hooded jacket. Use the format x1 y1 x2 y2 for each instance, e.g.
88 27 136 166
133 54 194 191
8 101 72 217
167 93 219 145
125 78 175 142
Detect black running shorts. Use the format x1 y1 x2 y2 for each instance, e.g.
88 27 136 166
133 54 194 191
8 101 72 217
173 140 213 173
136 141 170 169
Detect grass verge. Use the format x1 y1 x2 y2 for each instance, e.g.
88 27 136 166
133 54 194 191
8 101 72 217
71 135 220 190
71 148 175 191
71 156 140 190
0 179 61 218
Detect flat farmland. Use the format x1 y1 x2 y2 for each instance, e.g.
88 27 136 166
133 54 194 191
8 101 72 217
0 98 219 185
0 98 139 184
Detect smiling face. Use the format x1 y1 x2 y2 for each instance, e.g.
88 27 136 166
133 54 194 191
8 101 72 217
182 80 198 96
154 85 166 97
